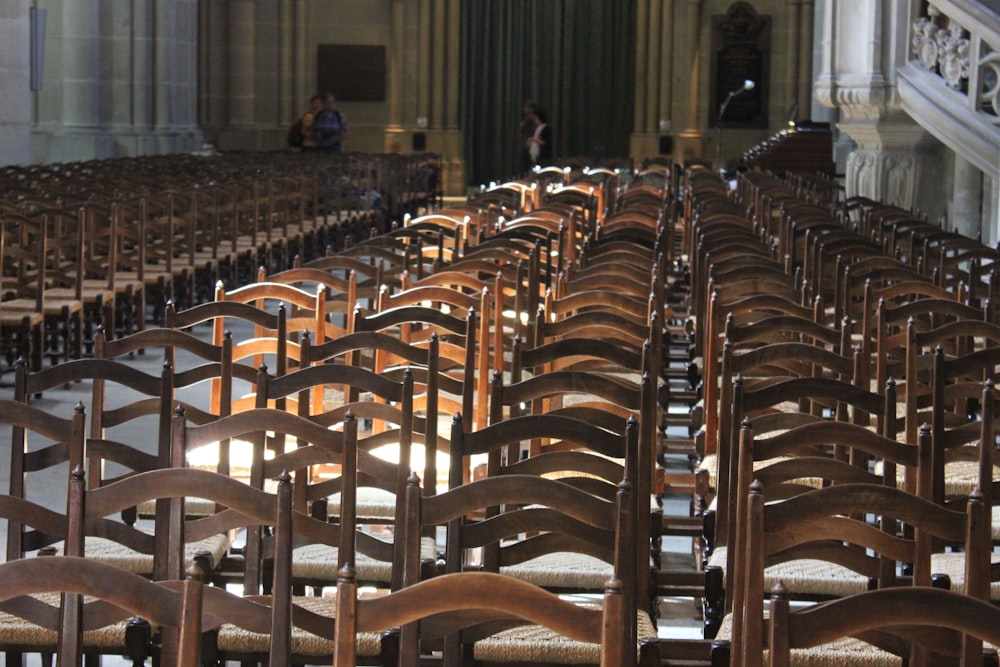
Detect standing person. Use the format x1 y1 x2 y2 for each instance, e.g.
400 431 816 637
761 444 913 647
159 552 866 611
312 93 349 152
518 101 538 174
300 94 323 151
527 108 553 167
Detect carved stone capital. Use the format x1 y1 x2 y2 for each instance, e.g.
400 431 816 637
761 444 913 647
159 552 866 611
832 77 889 124
814 74 836 110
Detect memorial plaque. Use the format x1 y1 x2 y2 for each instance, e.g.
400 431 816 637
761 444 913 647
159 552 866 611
317 45 387 102
710 3 769 129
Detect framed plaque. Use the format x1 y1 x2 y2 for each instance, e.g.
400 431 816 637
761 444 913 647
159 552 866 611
317 44 387 102
710 3 770 129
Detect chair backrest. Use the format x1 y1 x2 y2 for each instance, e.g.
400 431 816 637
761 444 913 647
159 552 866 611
2 399 86 562
354 302 479 431
733 478 990 667
766 585 1000 667
331 467 636 666
0 556 204 667
301 329 442 496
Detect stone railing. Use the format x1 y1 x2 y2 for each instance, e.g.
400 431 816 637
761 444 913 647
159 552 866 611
910 1 999 125
898 0 1000 180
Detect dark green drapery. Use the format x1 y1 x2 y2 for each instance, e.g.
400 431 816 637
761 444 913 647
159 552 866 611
460 0 636 188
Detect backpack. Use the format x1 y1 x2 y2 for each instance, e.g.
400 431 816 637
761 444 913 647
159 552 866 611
287 119 305 148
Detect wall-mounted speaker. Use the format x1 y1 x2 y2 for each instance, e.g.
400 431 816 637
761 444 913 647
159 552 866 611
412 132 427 151
659 135 673 155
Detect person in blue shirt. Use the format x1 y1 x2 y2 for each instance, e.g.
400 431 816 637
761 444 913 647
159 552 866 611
312 93 349 152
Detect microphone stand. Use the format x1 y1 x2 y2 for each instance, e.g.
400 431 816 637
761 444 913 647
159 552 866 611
715 81 754 176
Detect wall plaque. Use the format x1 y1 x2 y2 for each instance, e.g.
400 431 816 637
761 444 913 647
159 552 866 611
317 44 387 102
710 3 769 129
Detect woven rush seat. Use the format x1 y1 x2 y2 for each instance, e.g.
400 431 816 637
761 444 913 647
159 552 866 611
713 611 903 666
54 533 230 575
291 536 439 584
0 592 135 648
875 459 1000 498
500 552 613 590
325 486 397 522
697 453 824 498
473 608 657 664
215 594 382 658
705 546 870 597
928 551 1000 600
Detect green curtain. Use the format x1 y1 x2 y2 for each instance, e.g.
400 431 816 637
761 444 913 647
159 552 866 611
460 0 636 188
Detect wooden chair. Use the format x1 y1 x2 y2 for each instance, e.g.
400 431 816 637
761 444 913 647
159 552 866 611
922 377 1000 603
765 585 1000 667
354 302 480 433
186 410 405 665
164 294 292 416
332 459 655 666
1 211 84 366
724 476 990 667
301 328 445 502
0 556 204 667
706 373 895 623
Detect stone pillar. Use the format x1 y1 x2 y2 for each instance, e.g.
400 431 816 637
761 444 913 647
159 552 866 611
279 1 294 124
678 0 704 164
442 0 465 195
132 1 154 132
785 0 802 119
0 1 31 165
51 0 114 160
659 0 675 140
294 2 308 110
228 0 255 127
62 0 101 128
798 0 815 117
818 0 933 210
153 0 200 152
383 0 406 153
839 121 927 211
432 0 447 130
630 0 676 163
154 1 175 133
951 155 983 241
417 0 431 127
633 0 649 138
984 174 1000 248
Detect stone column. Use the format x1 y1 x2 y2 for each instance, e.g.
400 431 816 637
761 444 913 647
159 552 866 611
279 1 294 124
154 1 175 133
383 0 406 153
631 0 675 162
442 0 465 195
785 0 802 120
678 0 704 164
132 1 154 132
659 0 675 139
228 0 255 127
0 1 31 165
61 0 101 128
416 0 431 128
51 0 114 160
984 174 1000 248
432 1 447 130
818 0 932 211
798 0 815 117
951 155 983 240
840 121 928 210
633 0 649 138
